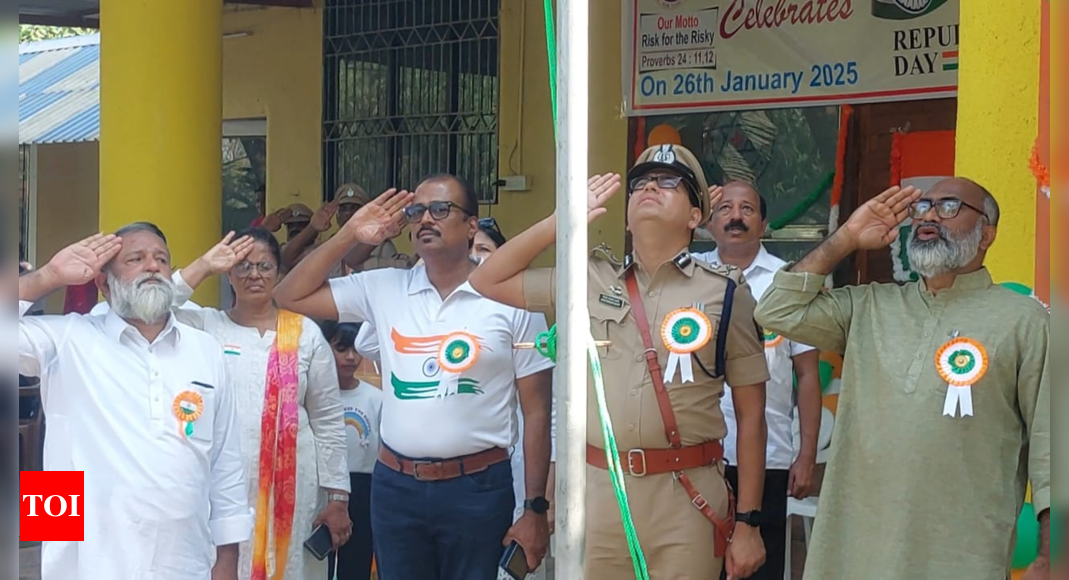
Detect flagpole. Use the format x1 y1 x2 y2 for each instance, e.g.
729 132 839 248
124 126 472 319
553 0 589 577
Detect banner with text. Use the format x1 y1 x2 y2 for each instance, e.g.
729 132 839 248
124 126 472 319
623 0 960 115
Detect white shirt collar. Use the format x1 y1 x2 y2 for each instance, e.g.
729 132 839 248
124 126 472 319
708 244 781 277
406 262 481 298
103 308 181 345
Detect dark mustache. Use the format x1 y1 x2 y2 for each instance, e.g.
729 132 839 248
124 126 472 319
724 220 749 233
417 226 440 237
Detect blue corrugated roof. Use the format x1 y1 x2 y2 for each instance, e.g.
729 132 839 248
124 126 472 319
19 33 100 144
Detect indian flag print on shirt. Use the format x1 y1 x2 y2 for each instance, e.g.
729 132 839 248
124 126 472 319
223 344 241 356
388 328 487 400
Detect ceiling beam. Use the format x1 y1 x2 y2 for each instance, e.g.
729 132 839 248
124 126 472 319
19 13 99 28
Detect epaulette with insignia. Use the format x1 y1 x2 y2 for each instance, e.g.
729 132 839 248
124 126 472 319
695 260 747 284
589 244 622 266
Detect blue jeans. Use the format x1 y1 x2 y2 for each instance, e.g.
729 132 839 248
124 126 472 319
371 450 515 580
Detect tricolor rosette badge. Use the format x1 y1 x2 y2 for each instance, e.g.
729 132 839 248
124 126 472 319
935 337 988 418
172 390 204 437
764 329 784 349
435 332 481 398
660 307 713 383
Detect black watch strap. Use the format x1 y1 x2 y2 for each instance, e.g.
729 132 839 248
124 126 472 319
524 497 550 515
736 510 763 527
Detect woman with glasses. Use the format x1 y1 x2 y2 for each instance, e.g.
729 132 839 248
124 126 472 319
172 227 352 580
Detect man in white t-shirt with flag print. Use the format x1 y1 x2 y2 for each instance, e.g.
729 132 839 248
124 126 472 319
274 175 554 580
694 181 823 580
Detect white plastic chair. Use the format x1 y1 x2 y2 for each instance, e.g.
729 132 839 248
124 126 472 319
784 407 834 580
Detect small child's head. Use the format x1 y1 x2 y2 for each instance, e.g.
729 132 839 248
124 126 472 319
319 320 364 386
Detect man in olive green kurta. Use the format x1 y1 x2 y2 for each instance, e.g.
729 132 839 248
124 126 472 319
756 179 1050 580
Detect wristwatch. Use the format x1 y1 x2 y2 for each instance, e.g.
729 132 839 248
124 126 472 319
327 492 350 504
735 510 763 528
524 497 551 515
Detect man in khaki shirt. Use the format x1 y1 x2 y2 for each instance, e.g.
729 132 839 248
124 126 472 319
471 144 771 580
756 179 1051 580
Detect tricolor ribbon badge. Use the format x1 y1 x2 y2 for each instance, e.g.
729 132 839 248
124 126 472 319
935 337 988 418
660 307 713 384
764 329 784 349
172 390 205 437
435 332 480 398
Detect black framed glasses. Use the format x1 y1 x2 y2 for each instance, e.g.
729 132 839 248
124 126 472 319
403 201 470 223
909 198 988 221
629 175 683 192
233 261 278 278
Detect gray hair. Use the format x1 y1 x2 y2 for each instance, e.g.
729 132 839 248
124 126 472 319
114 222 168 243
960 178 1000 226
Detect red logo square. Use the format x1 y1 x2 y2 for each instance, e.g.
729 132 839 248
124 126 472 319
20 471 84 542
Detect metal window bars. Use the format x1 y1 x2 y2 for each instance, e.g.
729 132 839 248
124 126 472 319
323 0 500 204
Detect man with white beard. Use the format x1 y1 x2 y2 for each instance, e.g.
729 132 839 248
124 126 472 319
18 223 253 580
755 179 1050 580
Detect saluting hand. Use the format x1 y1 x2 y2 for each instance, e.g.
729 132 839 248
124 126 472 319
342 188 416 246
199 232 256 275
311 200 340 232
42 234 123 287
840 185 921 251
586 173 622 223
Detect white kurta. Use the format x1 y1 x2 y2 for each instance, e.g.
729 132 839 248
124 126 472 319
174 305 349 580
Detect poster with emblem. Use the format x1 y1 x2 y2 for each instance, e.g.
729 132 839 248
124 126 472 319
623 0 960 115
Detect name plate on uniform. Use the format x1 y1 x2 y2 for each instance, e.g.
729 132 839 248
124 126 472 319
598 294 625 308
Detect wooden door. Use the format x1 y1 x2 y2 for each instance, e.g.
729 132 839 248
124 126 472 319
841 99 958 285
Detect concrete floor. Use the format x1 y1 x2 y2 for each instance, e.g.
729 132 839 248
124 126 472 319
19 533 808 580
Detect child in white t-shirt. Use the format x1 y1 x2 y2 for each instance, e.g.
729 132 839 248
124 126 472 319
320 321 382 580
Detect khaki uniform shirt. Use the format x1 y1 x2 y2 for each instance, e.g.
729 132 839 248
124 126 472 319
755 268 1050 580
523 248 769 580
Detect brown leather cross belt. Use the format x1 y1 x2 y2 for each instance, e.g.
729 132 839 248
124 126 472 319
378 445 509 482
586 440 724 477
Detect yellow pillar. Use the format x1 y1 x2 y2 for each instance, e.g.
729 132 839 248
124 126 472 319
954 0 1040 287
100 0 223 305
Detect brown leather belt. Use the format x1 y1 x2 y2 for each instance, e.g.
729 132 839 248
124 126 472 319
586 441 724 476
378 445 509 482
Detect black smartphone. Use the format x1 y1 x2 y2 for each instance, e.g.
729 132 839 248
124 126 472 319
303 524 333 561
498 541 530 580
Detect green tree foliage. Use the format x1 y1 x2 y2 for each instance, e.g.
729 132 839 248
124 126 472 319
19 25 93 43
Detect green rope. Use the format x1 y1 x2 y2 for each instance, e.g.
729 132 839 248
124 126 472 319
767 171 835 231
543 0 558 135
534 326 651 579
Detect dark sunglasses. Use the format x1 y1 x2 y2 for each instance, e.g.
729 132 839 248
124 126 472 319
403 201 471 223
909 198 988 221
478 217 501 233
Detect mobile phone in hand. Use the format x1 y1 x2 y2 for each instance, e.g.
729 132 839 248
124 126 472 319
499 541 530 580
304 524 333 561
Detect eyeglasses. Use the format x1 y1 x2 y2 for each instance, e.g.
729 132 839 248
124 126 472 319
909 198 988 221
630 175 683 192
478 217 501 233
403 201 471 223
233 261 278 278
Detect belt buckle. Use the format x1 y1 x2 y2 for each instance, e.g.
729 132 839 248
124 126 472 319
411 460 438 481
626 449 648 477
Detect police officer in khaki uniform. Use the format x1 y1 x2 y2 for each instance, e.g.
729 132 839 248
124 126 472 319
470 144 770 579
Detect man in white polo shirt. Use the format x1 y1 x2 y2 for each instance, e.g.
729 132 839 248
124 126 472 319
694 182 823 580
275 177 554 580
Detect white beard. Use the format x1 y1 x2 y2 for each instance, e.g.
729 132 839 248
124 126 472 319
907 219 984 279
107 271 175 324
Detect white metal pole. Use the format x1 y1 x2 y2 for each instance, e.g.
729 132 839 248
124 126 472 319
553 0 589 578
